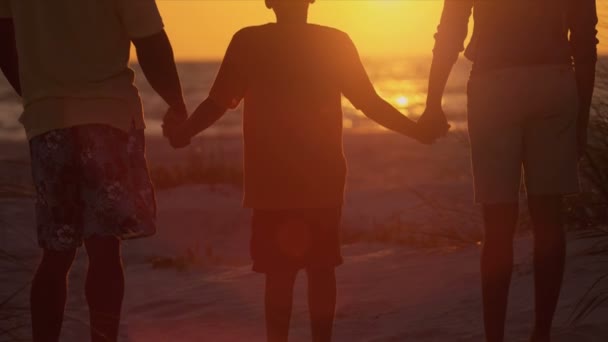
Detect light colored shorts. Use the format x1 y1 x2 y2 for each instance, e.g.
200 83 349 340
467 65 579 204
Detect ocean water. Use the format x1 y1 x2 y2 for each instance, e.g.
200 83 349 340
0 57 472 141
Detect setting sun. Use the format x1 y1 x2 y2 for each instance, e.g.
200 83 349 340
395 96 409 108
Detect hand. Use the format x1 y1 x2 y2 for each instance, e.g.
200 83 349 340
162 106 187 137
166 123 191 149
416 106 450 144
162 107 191 149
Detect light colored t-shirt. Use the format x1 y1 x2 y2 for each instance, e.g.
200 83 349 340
0 0 164 139
209 24 376 210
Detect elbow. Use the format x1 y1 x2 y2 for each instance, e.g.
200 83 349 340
432 44 461 65
358 92 383 115
132 31 173 62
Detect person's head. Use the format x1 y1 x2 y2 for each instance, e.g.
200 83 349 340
265 0 315 24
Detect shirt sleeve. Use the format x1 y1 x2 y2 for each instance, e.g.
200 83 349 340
208 31 248 110
0 0 11 18
568 0 599 65
338 33 377 111
432 0 474 65
118 0 164 39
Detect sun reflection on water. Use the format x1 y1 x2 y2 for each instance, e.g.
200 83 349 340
395 96 409 108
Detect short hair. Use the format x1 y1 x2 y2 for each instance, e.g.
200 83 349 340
265 0 316 9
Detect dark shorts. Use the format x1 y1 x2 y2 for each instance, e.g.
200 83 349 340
250 208 343 273
29 124 157 251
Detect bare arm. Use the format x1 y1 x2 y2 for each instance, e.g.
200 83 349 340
421 0 473 133
167 32 246 147
0 18 21 96
425 59 457 112
164 98 227 148
182 98 227 139
358 95 420 139
132 30 186 116
568 0 599 156
339 34 434 143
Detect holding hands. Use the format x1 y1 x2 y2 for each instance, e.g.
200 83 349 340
414 106 451 145
162 106 191 149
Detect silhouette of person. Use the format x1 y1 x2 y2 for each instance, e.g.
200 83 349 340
164 1 444 341
419 0 599 341
0 0 187 341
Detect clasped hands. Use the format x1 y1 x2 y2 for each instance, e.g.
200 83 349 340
162 105 451 148
162 107 191 149
415 106 451 145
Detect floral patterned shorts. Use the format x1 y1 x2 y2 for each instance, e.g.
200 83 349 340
29 124 157 251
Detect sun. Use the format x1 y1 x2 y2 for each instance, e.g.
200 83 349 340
395 96 409 108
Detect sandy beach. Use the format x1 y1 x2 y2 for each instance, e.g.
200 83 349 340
1 132 607 342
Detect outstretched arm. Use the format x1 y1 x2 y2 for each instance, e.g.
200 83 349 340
358 95 426 143
0 18 21 96
166 98 228 147
568 0 599 157
339 34 435 144
166 31 246 147
420 0 473 132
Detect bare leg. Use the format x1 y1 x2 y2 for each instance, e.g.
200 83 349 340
528 195 566 342
306 267 337 342
481 203 519 342
265 270 298 342
84 237 124 342
31 249 77 342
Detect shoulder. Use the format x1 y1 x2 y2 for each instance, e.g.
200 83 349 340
231 24 274 42
309 24 351 42
308 24 357 54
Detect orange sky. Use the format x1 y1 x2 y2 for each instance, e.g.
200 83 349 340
158 0 607 61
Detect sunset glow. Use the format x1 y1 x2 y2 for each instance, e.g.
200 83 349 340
157 0 444 60
157 1 607 61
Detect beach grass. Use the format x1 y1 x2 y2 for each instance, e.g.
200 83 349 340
149 147 243 190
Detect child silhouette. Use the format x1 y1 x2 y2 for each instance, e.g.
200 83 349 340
165 1 443 341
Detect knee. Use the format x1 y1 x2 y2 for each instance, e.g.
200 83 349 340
528 195 563 227
36 249 77 280
85 237 122 268
481 203 518 252
482 203 519 241
267 270 297 286
307 268 336 286
528 196 565 241
482 224 517 249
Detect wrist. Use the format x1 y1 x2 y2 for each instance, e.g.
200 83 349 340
170 101 187 115
426 100 442 112
401 118 418 137
181 120 196 141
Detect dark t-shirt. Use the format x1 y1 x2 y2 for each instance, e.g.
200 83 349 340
209 24 376 209
433 0 599 71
